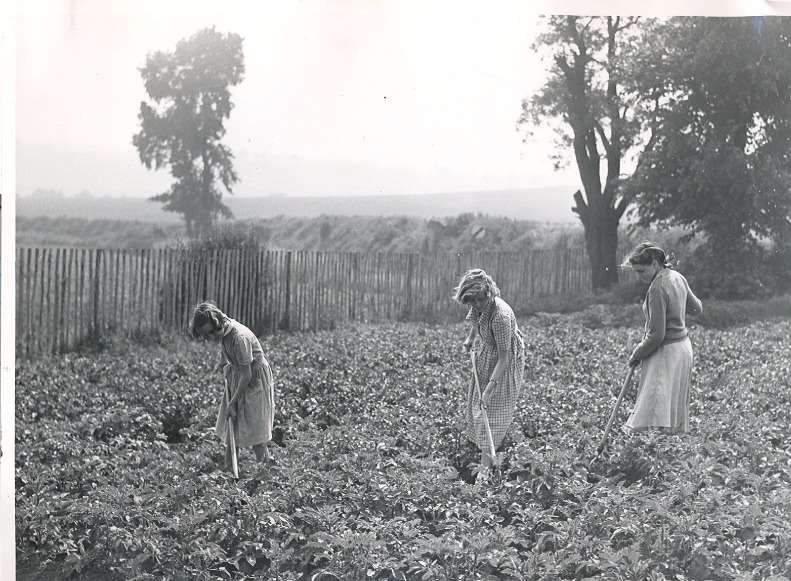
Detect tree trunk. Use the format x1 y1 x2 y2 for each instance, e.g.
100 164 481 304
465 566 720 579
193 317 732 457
195 217 212 238
200 149 215 235
573 188 620 290
537 16 641 291
582 210 620 290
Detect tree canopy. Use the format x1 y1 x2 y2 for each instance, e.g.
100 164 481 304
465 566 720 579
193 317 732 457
628 17 791 249
133 27 245 237
520 16 650 289
524 16 791 297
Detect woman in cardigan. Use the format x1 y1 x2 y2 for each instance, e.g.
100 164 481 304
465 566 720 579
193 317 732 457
623 243 703 435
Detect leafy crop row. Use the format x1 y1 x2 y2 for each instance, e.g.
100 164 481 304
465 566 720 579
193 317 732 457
15 316 791 580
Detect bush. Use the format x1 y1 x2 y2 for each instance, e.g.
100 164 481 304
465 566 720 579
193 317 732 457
523 294 596 315
173 221 270 253
766 244 791 294
523 279 645 318
607 278 647 304
525 292 791 331
698 295 791 328
684 241 785 300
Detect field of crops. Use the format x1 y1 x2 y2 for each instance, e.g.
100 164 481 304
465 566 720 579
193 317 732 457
15 311 791 580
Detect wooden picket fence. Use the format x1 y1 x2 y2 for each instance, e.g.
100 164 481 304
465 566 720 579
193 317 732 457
15 247 598 357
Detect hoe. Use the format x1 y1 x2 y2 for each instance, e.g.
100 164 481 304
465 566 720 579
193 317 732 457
224 380 239 479
471 351 500 469
590 364 637 467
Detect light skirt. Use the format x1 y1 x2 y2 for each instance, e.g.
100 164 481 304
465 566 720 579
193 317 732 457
215 360 275 448
625 338 692 434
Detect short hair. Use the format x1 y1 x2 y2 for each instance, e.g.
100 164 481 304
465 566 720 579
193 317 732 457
622 242 671 268
453 268 500 304
189 301 228 338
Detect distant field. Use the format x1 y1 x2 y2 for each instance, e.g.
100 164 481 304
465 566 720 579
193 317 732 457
16 214 588 253
16 214 696 256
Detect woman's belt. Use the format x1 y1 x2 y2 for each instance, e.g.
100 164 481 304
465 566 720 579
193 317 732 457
661 333 689 346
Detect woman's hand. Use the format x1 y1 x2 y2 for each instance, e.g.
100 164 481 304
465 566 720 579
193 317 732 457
463 339 473 353
628 346 641 368
226 400 238 420
614 357 640 395
481 380 496 408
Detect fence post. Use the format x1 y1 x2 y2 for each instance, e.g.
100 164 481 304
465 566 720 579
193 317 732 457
313 252 320 331
281 250 292 331
93 249 102 341
403 253 415 321
351 253 358 321
59 249 69 353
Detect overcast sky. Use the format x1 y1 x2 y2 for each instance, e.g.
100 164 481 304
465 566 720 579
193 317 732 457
14 0 785 198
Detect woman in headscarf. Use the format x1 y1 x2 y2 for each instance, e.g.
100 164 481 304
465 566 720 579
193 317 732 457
622 242 703 435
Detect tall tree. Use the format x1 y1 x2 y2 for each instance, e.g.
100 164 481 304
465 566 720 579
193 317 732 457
626 17 791 296
133 27 244 237
519 16 650 290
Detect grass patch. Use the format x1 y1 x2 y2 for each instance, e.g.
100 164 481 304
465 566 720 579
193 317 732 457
697 294 791 328
525 290 791 330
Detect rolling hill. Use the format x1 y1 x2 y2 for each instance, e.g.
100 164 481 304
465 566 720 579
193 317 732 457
16 187 578 223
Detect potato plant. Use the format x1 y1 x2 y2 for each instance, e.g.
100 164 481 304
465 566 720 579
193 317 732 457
15 315 791 580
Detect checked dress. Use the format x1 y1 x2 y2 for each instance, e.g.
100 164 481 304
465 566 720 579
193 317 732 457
465 297 526 454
